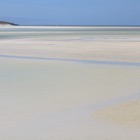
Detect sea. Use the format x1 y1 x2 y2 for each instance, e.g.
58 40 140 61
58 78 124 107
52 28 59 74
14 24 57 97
0 26 140 41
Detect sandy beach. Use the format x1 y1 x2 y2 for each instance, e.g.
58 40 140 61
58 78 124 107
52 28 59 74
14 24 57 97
1 27 140 63
0 26 140 139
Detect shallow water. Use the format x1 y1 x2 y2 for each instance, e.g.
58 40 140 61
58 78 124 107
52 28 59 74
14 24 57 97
1 26 140 40
1 54 140 67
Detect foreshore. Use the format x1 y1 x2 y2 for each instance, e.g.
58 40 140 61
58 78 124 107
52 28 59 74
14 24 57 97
0 27 140 63
0 26 140 139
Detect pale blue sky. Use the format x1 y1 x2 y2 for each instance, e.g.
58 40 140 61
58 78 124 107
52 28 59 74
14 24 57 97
0 0 140 25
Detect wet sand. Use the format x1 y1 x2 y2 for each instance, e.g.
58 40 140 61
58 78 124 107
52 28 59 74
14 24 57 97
94 99 140 128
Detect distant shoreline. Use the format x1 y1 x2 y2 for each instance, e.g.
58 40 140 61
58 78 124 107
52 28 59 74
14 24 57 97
0 21 18 26
14 25 140 27
0 25 140 29
1 21 140 27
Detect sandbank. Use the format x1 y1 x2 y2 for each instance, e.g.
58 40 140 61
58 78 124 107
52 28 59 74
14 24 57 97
0 29 140 63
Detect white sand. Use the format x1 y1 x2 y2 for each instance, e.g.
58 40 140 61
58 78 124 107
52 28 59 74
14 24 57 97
0 57 140 140
1 38 140 62
1 26 140 63
0 27 140 139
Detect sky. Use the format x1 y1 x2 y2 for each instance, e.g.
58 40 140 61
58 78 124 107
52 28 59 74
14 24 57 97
0 0 140 25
